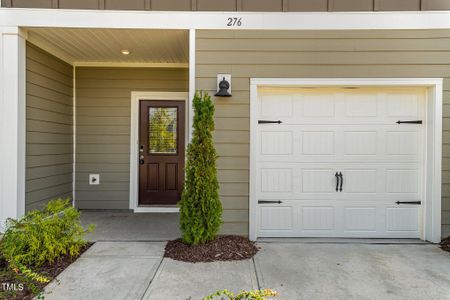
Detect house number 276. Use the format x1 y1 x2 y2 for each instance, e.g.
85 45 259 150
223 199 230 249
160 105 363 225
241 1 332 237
227 17 242 27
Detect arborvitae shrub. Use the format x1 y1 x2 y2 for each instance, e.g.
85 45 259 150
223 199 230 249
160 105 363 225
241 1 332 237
179 91 222 245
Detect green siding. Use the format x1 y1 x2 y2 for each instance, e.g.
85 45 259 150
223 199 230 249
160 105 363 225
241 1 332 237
3 0 449 11
196 29 450 237
75 67 188 209
26 43 73 211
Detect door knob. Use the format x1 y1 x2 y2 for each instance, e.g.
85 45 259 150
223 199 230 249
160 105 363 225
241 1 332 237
139 154 144 165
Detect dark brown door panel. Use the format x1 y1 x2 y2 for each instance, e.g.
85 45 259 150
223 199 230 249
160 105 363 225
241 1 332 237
139 100 185 205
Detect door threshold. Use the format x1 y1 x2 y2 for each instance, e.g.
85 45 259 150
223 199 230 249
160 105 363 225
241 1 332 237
134 206 179 213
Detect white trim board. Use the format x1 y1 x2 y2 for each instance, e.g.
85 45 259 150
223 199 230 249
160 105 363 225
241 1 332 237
188 29 196 141
72 66 76 207
249 78 442 243
0 27 26 231
129 91 189 213
74 62 189 68
2 9 450 30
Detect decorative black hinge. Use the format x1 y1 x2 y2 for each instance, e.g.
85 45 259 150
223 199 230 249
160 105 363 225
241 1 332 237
258 120 282 124
396 120 422 124
395 201 421 205
258 200 283 204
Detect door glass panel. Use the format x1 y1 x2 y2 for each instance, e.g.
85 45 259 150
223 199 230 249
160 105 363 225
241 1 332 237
149 107 177 154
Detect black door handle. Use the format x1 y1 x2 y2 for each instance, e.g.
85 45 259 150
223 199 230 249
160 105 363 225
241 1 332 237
396 201 421 205
396 120 422 124
335 172 339 192
258 120 282 124
139 159 145 165
338 172 343 192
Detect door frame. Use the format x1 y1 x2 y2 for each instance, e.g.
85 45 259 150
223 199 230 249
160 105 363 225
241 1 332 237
130 91 189 213
249 78 443 243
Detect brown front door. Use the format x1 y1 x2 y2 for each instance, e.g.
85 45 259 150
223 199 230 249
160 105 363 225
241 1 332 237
139 100 185 205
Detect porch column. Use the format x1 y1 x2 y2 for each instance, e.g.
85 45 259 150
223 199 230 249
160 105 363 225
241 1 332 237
0 26 26 231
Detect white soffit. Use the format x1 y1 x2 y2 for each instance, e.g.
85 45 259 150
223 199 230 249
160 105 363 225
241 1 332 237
26 27 189 66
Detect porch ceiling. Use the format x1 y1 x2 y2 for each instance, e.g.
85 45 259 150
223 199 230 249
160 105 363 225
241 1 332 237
26 28 189 67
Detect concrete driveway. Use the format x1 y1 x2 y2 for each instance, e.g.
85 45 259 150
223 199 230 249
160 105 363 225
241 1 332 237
44 241 450 300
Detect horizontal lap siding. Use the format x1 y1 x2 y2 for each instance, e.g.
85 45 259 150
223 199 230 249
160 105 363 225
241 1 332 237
75 67 188 209
26 43 73 211
3 0 450 10
196 29 450 237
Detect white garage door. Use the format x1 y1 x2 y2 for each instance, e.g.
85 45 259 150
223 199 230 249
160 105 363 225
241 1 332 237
256 87 425 238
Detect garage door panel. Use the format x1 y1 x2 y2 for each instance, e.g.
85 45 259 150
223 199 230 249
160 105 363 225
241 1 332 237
256 88 424 238
344 93 379 117
258 125 421 163
257 201 420 237
260 131 293 155
301 169 335 193
259 94 293 117
385 131 419 155
344 131 378 155
343 207 377 232
386 207 419 232
302 131 335 155
342 169 377 193
257 89 423 125
261 168 293 192
259 205 295 232
257 163 420 200
386 93 420 117
386 169 419 194
302 93 336 118
301 206 335 231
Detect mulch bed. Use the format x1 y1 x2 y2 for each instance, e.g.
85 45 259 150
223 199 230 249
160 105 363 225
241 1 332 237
164 235 259 263
440 237 450 252
0 243 93 300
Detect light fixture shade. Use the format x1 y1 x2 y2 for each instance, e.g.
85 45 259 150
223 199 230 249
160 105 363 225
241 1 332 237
215 77 232 97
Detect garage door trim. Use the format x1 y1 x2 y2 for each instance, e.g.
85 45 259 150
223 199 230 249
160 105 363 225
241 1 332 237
249 78 443 243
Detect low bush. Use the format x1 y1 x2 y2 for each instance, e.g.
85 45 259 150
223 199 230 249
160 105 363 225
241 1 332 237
203 289 278 300
1 198 94 270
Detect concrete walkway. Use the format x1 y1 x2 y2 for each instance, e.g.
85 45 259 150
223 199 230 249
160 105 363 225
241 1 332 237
44 241 450 300
80 211 181 242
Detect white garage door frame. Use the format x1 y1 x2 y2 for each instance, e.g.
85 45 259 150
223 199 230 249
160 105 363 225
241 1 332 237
249 78 443 243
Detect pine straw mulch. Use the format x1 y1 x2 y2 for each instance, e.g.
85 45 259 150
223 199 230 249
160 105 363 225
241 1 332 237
0 243 93 300
164 235 259 263
440 237 450 253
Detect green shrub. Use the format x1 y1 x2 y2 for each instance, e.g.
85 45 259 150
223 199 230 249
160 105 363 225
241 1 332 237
1 198 94 268
179 91 223 245
203 289 278 300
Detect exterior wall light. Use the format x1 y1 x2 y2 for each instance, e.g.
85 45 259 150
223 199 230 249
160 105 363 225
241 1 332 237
215 74 232 97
